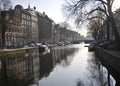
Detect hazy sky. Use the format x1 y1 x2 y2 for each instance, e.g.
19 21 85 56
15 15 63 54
11 0 120 36
113 0 120 10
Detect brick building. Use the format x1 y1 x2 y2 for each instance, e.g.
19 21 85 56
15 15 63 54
37 12 52 43
0 5 32 48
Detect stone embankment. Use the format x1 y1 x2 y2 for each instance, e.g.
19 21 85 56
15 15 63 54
95 46 120 85
0 47 38 59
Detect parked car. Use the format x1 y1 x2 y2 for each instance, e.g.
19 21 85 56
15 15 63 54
88 40 98 51
57 41 64 46
29 43 36 47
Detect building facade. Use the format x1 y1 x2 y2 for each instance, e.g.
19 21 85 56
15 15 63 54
0 5 33 48
21 6 32 45
37 12 52 43
1 6 24 48
26 6 39 43
0 4 83 49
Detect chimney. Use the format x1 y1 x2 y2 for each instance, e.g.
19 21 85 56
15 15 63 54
28 3 30 9
43 12 45 15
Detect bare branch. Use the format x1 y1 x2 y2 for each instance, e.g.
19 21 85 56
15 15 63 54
88 16 106 21
0 0 12 10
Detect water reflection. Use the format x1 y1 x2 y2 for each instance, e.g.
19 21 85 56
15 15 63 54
0 45 78 86
86 53 115 86
0 51 40 86
40 46 78 80
39 44 115 86
39 52 53 79
0 44 117 86
52 47 78 67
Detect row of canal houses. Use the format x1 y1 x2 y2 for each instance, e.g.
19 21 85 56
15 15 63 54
0 5 82 48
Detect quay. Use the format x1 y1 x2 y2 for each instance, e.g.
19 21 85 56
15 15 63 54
95 46 120 85
0 43 56 59
0 47 39 59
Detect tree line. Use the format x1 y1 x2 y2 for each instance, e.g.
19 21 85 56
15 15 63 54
63 0 120 49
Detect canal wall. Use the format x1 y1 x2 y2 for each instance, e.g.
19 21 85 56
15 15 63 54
0 47 39 59
0 47 39 85
95 46 120 85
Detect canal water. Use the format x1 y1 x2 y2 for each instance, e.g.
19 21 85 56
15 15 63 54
0 43 116 86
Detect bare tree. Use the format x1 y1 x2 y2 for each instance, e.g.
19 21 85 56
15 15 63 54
0 0 12 11
63 0 120 49
60 21 71 29
88 18 103 40
88 11 111 40
0 11 7 49
0 0 12 49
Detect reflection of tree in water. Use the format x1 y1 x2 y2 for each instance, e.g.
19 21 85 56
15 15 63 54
52 47 78 67
87 53 114 86
39 47 78 79
76 79 84 86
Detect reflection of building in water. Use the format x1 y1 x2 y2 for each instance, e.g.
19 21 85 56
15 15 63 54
0 47 79 85
24 53 34 81
52 49 61 64
32 52 40 82
0 51 40 85
39 47 78 79
40 53 54 79
51 48 78 67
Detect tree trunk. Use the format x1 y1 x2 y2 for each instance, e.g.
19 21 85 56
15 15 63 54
107 2 120 50
1 24 6 49
1 11 7 49
106 20 110 40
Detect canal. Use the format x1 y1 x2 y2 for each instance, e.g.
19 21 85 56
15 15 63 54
0 43 116 86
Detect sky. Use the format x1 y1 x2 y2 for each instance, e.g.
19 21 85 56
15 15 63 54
11 0 120 36
113 0 120 10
